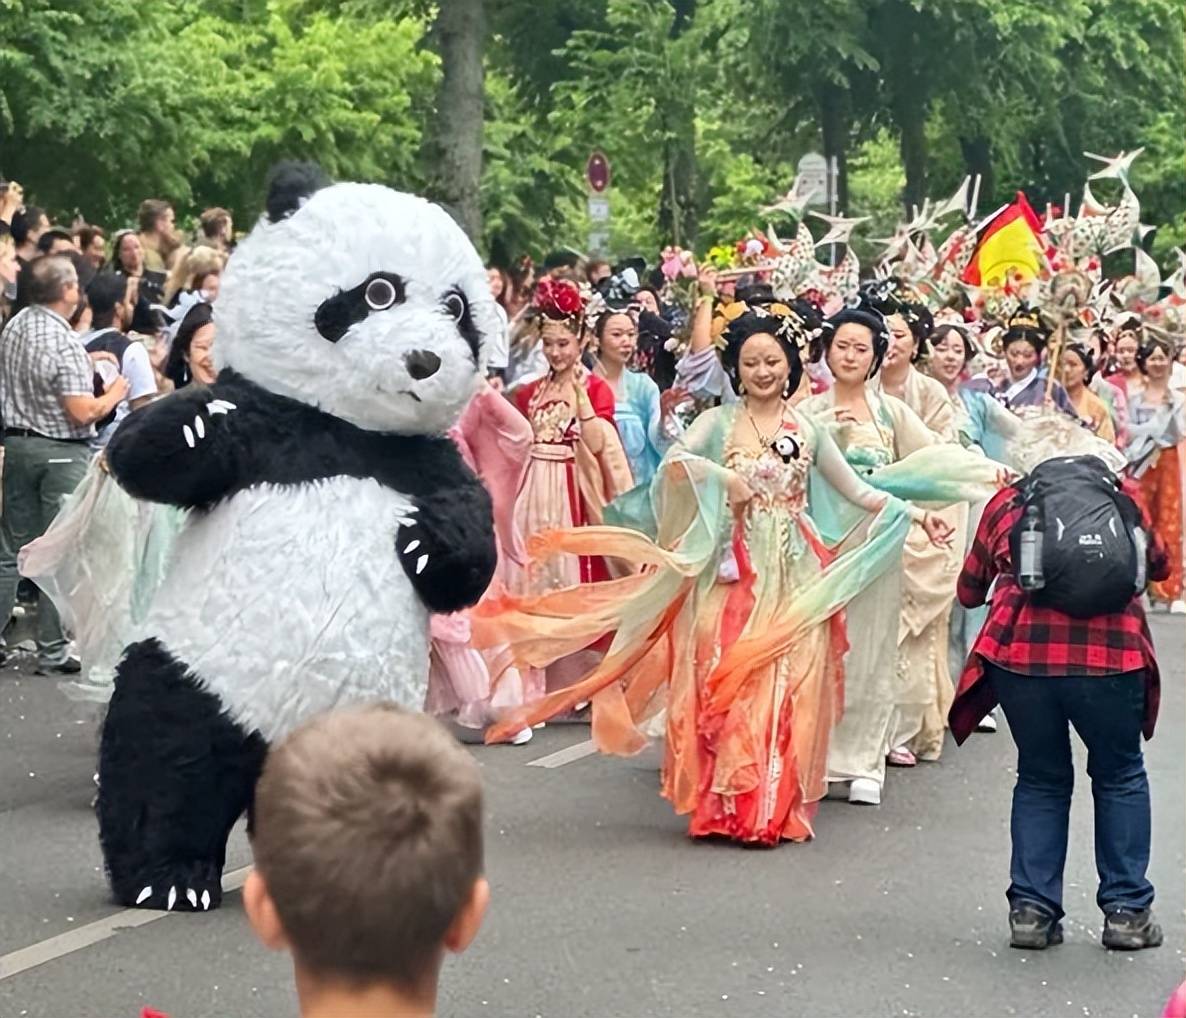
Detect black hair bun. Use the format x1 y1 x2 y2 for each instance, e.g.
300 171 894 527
265 162 331 223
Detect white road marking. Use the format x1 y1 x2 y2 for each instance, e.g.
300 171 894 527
526 739 597 769
0 865 251 982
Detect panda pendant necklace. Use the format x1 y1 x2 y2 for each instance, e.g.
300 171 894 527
746 398 801 464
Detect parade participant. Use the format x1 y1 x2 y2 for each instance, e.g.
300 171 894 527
1059 342 1115 443
94 166 500 912
1084 327 1128 443
426 381 537 745
509 277 632 595
950 461 1168 952
478 298 978 845
981 308 1076 414
926 320 1020 735
589 306 682 486
1124 336 1185 612
1109 316 1144 398
803 307 1003 800
245 705 489 1018
801 304 899 802
868 281 968 765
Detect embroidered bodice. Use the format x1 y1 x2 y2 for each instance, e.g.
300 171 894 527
725 440 812 516
527 396 578 446
833 418 894 476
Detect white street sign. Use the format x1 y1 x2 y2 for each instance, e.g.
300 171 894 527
795 153 828 207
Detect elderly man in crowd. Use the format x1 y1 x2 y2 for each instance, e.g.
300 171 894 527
0 255 128 672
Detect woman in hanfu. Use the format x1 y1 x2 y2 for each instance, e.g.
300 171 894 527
865 282 980 766
476 299 977 846
589 304 683 486
977 307 1076 414
1124 336 1186 613
1058 342 1116 442
508 277 633 597
801 307 1005 803
425 381 538 744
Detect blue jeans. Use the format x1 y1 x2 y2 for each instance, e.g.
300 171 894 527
988 665 1154 921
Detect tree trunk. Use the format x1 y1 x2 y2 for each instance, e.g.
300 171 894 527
658 0 698 247
958 135 994 212
897 104 927 215
425 0 486 242
818 86 849 213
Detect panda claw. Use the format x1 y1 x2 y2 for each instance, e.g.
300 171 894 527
416 554 429 575
166 886 177 911
206 400 236 415
194 415 206 440
135 885 152 905
396 517 415 528
201 889 211 911
186 888 198 909
404 539 420 554
183 425 195 449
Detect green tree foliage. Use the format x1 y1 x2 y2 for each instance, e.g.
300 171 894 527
0 0 1180 267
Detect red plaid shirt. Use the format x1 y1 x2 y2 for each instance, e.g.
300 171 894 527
949 481 1168 744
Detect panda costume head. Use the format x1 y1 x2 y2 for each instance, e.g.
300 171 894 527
215 163 497 435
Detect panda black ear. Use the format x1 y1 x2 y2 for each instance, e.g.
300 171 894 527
265 161 331 223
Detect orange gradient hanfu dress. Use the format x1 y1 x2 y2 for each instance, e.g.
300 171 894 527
475 404 1003 844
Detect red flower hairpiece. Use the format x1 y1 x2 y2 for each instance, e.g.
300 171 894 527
533 277 585 320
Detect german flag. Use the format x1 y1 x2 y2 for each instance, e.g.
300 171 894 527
961 192 1046 287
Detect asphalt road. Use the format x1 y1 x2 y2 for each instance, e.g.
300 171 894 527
1 617 1182 1018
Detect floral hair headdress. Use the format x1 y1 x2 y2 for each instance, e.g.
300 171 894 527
1005 306 1045 334
711 297 818 355
532 277 586 336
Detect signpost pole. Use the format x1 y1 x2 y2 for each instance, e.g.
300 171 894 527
585 151 612 257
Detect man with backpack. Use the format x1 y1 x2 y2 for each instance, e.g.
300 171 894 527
81 273 157 449
949 454 1168 953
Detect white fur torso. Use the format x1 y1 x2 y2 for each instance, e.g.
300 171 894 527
139 477 427 742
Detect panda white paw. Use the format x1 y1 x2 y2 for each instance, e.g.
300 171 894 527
182 400 238 449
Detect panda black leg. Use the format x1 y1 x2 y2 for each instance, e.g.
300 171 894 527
97 639 267 912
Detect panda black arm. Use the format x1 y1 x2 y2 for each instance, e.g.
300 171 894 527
393 455 497 614
106 384 243 509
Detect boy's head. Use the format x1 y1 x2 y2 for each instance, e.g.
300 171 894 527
244 704 488 1004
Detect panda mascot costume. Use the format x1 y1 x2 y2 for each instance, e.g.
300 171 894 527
97 164 498 912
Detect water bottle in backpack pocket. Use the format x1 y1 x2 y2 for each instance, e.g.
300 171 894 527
1009 455 1146 617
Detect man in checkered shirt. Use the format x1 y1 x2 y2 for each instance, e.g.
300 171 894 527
949 475 1168 954
0 254 128 672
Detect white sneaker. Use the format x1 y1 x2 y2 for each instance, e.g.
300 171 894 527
976 713 998 733
1170 600 1186 615
509 727 534 746
848 778 881 805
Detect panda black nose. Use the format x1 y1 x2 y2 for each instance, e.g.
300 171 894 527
405 349 441 381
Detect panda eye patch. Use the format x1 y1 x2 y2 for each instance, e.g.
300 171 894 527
443 290 467 322
315 271 406 343
443 286 481 362
366 277 399 311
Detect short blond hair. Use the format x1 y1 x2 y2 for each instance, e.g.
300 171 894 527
164 245 225 303
251 705 483 989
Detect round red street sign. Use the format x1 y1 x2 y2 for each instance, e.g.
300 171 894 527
586 151 611 193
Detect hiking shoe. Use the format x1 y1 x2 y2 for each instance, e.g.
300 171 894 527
1009 903 1064 950
1102 908 1162 951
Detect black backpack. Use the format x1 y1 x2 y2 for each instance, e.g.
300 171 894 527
1009 455 1145 618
